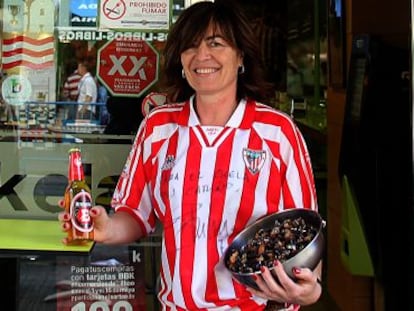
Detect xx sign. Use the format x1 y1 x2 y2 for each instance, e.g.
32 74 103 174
97 39 159 97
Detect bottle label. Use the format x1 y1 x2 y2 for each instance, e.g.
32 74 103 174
70 190 93 233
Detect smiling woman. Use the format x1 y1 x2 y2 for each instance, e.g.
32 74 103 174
58 1 322 310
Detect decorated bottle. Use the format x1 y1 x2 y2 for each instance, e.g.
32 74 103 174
64 147 94 243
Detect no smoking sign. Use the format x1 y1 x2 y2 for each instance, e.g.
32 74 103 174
97 38 159 97
102 0 126 20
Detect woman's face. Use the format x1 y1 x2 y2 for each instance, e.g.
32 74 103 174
180 25 242 97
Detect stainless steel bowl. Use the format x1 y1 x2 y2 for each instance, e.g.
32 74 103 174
223 209 326 291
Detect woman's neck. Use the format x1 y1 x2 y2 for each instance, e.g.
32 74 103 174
194 94 238 126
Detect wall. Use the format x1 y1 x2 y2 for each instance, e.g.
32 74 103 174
326 0 410 310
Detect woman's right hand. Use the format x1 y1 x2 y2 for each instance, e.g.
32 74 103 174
58 200 110 244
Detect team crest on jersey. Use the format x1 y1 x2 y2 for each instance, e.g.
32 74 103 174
161 155 175 170
243 148 266 174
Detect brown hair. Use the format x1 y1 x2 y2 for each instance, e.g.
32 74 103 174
161 1 273 103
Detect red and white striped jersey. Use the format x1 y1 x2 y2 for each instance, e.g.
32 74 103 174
63 70 81 101
112 98 318 310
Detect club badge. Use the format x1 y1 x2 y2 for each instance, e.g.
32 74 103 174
243 148 266 174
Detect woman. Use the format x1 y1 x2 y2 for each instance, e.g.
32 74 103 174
60 1 322 310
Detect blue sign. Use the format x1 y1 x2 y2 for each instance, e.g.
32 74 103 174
70 0 98 17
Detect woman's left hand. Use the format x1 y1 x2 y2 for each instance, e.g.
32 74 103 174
246 260 322 306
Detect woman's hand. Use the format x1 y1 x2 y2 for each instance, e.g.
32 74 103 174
58 200 144 245
57 200 111 244
247 260 322 306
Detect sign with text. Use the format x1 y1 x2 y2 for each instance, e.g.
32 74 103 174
98 0 171 31
97 38 159 97
57 28 168 42
70 0 98 27
55 245 147 310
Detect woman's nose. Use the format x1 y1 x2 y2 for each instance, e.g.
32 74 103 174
194 43 211 60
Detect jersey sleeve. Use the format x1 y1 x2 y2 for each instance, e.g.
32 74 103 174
280 119 318 212
111 118 157 235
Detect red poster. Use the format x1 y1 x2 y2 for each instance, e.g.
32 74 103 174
97 38 159 97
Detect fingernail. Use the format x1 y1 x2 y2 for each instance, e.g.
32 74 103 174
293 267 301 275
63 214 70 221
273 260 279 266
260 266 266 273
253 274 258 280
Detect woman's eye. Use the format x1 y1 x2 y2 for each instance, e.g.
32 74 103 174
209 40 223 47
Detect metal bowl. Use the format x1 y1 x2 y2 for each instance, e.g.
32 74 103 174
223 209 326 291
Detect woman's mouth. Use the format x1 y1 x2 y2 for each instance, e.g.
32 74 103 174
194 68 218 74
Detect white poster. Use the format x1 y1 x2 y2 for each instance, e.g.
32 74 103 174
98 0 171 31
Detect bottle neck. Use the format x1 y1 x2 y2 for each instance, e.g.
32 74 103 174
68 151 85 182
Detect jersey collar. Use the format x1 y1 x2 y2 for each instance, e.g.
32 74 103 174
180 95 254 129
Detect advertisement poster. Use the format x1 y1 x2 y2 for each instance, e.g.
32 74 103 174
98 0 171 31
55 244 148 310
